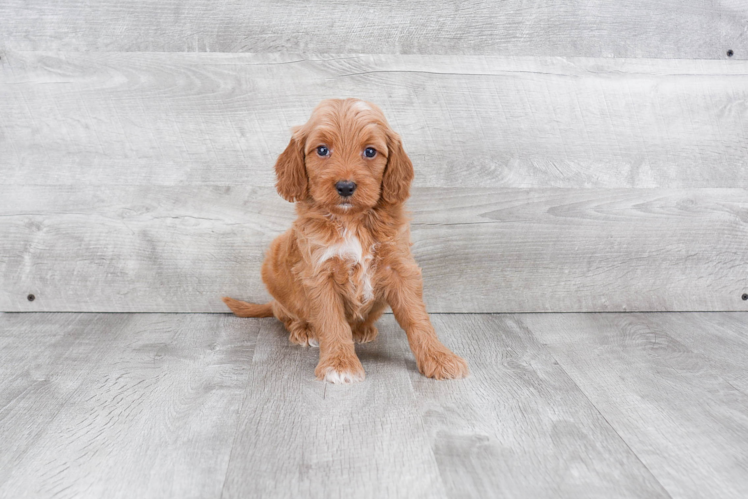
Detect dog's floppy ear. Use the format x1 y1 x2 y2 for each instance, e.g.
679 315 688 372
274 129 308 202
381 131 414 205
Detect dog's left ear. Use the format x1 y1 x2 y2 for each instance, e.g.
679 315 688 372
274 128 308 203
381 131 414 205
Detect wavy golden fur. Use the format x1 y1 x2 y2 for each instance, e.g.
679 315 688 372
223 98 468 383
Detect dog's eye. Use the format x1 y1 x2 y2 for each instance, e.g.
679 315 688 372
316 145 330 157
364 147 376 158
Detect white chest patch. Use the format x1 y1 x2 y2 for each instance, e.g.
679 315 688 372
319 231 364 264
316 230 375 304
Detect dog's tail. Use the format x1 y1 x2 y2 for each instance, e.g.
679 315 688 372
222 297 274 318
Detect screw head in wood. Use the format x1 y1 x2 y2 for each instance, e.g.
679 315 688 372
742 293 748 301
27 293 36 301
727 49 734 57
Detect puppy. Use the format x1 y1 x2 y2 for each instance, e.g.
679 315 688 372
223 98 468 384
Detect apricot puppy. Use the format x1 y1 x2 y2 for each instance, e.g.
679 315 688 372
223 98 468 384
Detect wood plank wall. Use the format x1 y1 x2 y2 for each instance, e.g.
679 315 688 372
1 2 747 312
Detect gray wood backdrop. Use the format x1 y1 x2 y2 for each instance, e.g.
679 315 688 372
1 2 747 313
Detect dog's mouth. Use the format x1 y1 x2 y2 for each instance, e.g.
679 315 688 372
338 201 353 210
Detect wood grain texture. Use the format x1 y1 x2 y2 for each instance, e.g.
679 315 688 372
0 313 259 497
2 52 748 188
525 312 748 498
644 312 748 393
405 314 668 497
222 315 446 498
2 312 748 496
2 185 747 313
0 313 132 490
0 0 745 58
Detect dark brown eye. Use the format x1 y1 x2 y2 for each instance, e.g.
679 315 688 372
316 145 329 157
364 147 376 158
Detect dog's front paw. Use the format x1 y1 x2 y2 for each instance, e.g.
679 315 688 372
417 345 469 380
352 324 378 344
315 352 365 384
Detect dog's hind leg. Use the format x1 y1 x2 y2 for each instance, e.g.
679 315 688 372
352 300 386 344
272 301 317 347
286 319 317 347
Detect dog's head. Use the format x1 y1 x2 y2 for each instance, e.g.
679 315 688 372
274 98 413 213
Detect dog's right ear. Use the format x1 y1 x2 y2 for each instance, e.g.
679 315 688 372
274 130 308 203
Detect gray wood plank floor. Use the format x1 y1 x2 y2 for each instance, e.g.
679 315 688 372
525 313 748 498
1 312 747 497
0 314 259 497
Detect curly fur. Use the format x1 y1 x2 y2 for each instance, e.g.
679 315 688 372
223 98 468 384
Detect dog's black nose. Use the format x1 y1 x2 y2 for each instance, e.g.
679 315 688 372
335 181 357 198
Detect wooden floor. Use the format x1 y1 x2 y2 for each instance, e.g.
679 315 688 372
1 312 747 498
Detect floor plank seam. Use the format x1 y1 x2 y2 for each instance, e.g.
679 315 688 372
724 379 748 398
219 320 263 499
3 312 746 496
639 314 748 400
395 329 451 498
538 343 674 498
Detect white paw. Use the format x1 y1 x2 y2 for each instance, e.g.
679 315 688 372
323 368 365 384
308 337 319 348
